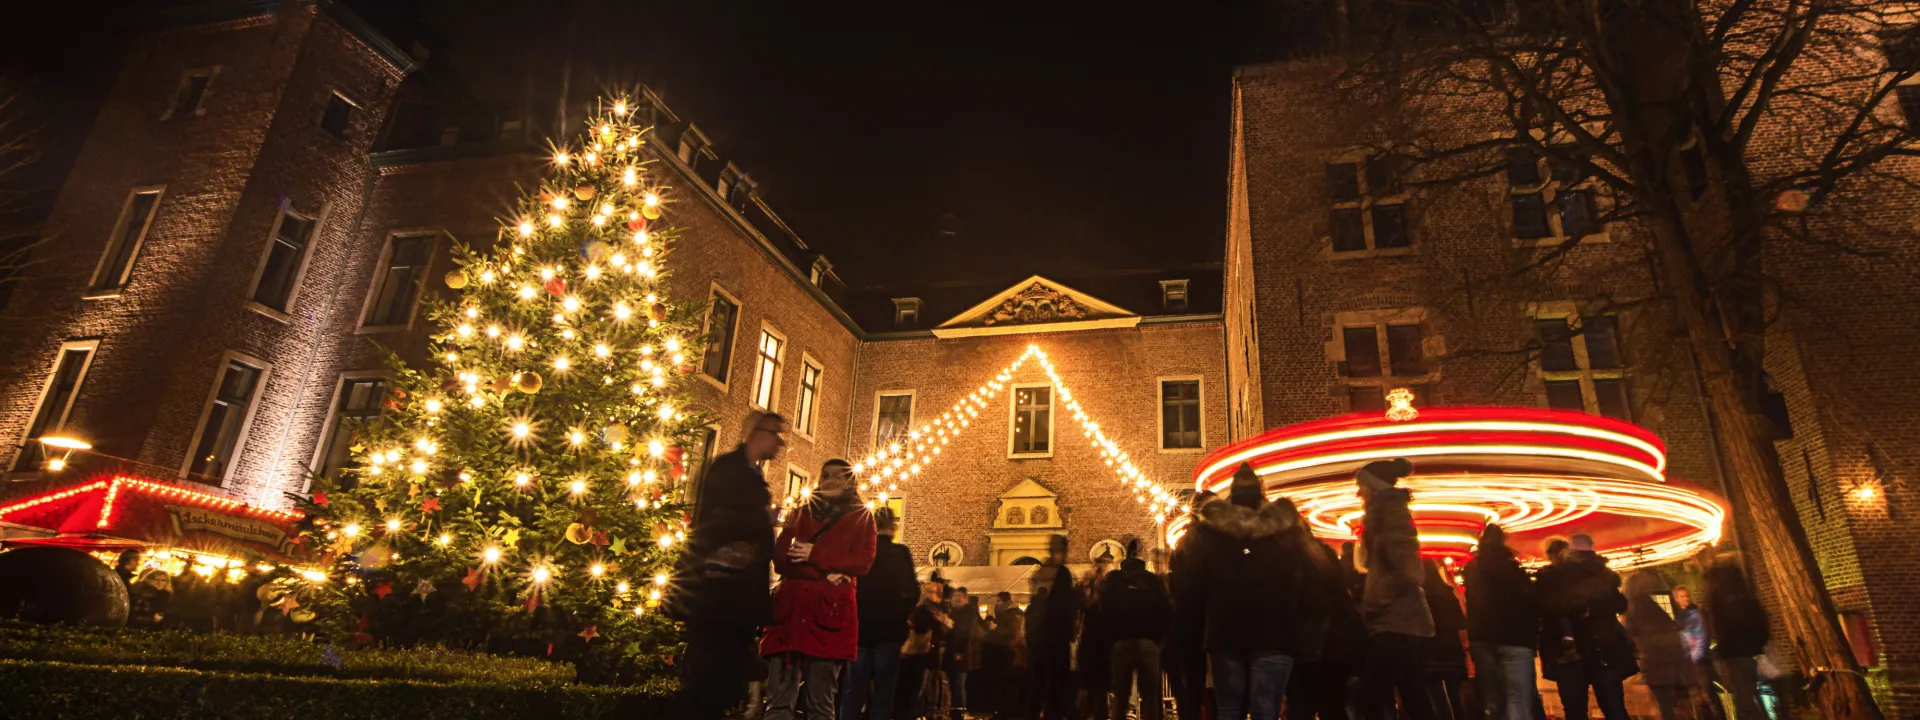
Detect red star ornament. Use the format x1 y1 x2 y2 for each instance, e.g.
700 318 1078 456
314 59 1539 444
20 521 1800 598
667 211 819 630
373 581 393 599
462 566 483 591
421 496 442 513
312 492 328 507
578 625 599 642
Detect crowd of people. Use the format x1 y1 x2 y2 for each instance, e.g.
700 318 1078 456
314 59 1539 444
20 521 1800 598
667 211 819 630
672 413 1775 720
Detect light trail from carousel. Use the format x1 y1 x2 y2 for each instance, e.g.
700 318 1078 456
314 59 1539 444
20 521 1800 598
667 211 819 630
1166 397 1727 570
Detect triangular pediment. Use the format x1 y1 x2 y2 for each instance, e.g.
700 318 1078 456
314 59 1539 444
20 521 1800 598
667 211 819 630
999 478 1057 500
932 275 1140 338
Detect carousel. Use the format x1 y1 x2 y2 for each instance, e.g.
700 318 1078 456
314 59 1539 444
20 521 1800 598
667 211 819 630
1167 390 1727 570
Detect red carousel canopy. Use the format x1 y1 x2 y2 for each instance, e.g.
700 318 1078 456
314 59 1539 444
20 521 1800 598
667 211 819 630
1168 401 1727 570
0 475 304 562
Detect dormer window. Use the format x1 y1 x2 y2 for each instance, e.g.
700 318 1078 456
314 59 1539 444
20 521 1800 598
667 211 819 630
809 256 833 288
678 124 712 165
893 297 922 327
1160 279 1190 313
716 164 745 205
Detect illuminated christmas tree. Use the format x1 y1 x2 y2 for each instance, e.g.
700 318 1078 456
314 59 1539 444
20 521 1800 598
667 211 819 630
296 96 701 685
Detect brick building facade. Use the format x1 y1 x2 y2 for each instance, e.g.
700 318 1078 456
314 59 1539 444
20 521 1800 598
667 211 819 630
0 1 1227 590
5 0 1917 710
1225 48 1920 711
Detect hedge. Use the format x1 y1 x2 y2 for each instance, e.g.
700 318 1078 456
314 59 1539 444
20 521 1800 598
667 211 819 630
0 621 575 684
0 659 665 720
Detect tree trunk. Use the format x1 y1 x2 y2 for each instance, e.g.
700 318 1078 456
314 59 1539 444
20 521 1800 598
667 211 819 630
1647 214 1882 719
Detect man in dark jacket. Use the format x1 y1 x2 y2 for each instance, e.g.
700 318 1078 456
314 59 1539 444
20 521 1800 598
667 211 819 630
1026 534 1079 720
1535 534 1634 720
841 507 918 720
1165 490 1214 720
1705 558 1770 720
1102 539 1173 720
1172 463 1304 720
1463 524 1540 720
947 586 980 720
673 412 784 720
1355 458 1436 720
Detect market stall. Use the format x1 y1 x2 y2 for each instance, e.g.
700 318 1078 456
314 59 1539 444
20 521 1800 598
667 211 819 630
0 474 307 578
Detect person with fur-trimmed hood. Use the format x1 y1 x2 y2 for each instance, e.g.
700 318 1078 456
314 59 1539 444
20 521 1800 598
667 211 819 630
1354 458 1437 720
1171 462 1305 720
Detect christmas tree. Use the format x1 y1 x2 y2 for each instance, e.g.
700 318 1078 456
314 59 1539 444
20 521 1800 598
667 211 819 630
295 96 702 686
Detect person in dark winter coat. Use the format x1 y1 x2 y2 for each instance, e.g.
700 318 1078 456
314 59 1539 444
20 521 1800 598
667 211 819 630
841 508 918 720
1275 498 1356 720
1422 560 1469 720
1355 458 1436 720
947 588 980 720
761 459 876 720
1705 559 1770 720
1165 490 1215 720
673 412 784 720
1464 524 1540 720
903 580 955 720
1536 534 1635 720
1026 535 1079 720
1625 570 1696 720
1102 539 1174 720
1077 559 1117 720
980 592 1025 720
1172 463 1305 720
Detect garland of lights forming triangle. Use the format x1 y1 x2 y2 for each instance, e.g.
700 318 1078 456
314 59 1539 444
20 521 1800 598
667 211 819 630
832 345 1186 524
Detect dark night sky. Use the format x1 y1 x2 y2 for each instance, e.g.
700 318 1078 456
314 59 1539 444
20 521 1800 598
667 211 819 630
5 1 1283 292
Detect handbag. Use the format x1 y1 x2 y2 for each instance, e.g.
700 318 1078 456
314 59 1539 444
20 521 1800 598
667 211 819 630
904 628 934 655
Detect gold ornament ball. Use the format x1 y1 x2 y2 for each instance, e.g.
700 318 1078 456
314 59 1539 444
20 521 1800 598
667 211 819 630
516 371 544 394
565 522 591 545
445 269 469 289
603 423 630 444
641 204 662 220
648 302 669 322
574 185 596 201
289 608 316 624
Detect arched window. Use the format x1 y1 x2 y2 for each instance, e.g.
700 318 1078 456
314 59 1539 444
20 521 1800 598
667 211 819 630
1029 506 1050 525
1011 556 1041 566
1005 506 1025 525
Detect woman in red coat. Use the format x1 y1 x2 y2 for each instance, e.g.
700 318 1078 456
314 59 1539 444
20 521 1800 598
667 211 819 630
761 459 877 720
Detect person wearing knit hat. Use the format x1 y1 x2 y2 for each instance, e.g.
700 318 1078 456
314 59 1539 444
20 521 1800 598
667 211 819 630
1352 457 1437 720
1169 462 1308 720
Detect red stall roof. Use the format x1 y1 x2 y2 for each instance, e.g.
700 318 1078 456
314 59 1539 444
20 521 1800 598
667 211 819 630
0 475 305 562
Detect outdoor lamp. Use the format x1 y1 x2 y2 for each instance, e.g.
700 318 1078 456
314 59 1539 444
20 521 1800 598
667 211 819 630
37 435 91 472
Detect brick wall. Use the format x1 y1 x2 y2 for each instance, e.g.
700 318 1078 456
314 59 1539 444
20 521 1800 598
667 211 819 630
850 322 1228 569
0 2 404 507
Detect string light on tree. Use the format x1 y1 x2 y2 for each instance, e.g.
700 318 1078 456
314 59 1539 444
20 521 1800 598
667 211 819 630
292 95 702 682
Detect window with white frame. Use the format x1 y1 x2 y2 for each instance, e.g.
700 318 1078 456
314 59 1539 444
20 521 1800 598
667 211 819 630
251 205 320 312
1010 385 1053 457
1160 378 1203 450
315 375 388 479
785 467 810 504
1326 154 1409 252
875 392 913 449
1336 312 1433 413
683 425 721 508
751 326 784 410
795 358 823 438
11 342 97 472
1535 314 1630 420
362 233 434 328
89 188 164 293
1507 147 1600 241
165 67 218 121
185 355 269 485
700 289 739 384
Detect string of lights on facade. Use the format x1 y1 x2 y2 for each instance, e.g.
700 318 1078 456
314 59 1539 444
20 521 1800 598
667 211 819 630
840 344 1185 525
